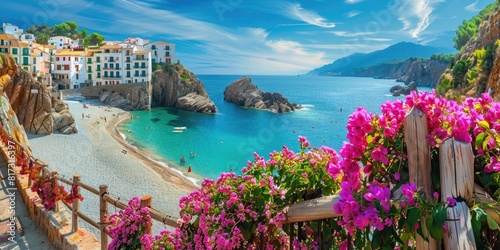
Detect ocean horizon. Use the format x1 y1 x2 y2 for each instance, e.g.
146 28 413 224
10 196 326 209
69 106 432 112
118 75 429 181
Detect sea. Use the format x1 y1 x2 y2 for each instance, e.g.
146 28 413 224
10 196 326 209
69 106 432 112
119 75 429 182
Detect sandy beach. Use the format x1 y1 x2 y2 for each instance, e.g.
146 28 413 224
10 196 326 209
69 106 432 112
27 100 197 234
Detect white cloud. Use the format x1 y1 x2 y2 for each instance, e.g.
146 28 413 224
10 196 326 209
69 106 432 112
394 0 444 38
344 10 363 18
286 3 336 28
465 0 480 12
331 31 376 37
345 0 365 4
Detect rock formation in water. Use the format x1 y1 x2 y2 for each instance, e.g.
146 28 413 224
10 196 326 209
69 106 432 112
223 77 301 113
1 54 77 134
151 63 217 113
389 81 417 96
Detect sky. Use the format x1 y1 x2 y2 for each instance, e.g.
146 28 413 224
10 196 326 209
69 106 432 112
1 0 494 75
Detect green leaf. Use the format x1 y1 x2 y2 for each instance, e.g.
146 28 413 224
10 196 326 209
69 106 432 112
483 135 491 151
471 208 485 237
408 208 421 230
371 229 382 249
486 214 500 230
475 132 486 149
432 204 447 226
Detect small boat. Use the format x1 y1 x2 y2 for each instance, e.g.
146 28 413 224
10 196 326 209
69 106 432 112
174 126 187 130
173 130 184 133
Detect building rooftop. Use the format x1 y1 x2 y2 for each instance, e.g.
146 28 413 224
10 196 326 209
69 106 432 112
0 33 16 40
55 49 86 56
100 44 122 50
151 41 174 46
135 50 149 55
19 42 30 47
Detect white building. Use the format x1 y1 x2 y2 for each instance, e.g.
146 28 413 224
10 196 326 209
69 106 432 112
20 33 36 43
52 49 87 89
145 41 175 64
84 44 152 86
48 36 73 50
2 23 23 39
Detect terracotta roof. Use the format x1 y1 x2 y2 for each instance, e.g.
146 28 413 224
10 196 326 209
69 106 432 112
151 41 173 45
86 51 94 57
19 42 30 47
100 44 121 50
0 34 16 40
55 49 86 56
134 50 149 55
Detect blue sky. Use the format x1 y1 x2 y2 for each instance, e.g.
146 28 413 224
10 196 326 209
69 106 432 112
2 0 493 75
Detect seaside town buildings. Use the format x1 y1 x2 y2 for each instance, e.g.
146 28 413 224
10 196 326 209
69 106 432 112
0 23 175 90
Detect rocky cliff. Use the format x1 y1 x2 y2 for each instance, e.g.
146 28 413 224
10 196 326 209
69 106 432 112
1 54 77 134
437 4 500 100
97 83 151 111
151 64 217 113
352 58 449 87
223 77 301 113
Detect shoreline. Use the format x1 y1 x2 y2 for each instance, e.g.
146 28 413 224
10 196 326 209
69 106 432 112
104 110 200 191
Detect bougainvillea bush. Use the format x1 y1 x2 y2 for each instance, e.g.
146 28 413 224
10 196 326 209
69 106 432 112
107 90 500 249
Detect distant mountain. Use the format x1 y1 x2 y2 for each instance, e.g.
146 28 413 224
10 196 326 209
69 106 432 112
308 42 446 76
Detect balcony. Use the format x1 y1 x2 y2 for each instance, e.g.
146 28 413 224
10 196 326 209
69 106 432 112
140 74 147 77
135 56 147 61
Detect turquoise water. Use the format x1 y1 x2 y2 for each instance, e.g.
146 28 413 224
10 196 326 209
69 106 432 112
121 75 424 180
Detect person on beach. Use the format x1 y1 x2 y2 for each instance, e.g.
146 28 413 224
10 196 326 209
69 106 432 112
82 113 84 119
180 157 186 165
187 165 192 174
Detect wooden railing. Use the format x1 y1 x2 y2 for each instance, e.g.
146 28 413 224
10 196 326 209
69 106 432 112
281 107 500 249
1 138 179 250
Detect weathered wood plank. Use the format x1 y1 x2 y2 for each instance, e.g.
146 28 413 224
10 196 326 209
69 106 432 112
439 139 476 250
283 195 341 223
444 202 476 249
404 107 439 250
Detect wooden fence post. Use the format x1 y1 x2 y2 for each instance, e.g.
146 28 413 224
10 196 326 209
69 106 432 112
72 175 80 233
439 139 476 249
99 185 109 250
404 107 439 250
51 170 59 212
141 195 152 235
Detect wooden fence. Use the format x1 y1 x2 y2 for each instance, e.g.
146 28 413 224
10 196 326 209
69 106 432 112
281 107 500 249
0 138 179 250
3 107 500 249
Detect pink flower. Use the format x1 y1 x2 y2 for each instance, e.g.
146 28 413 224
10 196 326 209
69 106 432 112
371 146 389 165
446 197 457 207
394 172 400 181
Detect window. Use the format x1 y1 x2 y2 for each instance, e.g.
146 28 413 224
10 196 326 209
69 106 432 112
97 72 101 78
57 65 61 70
97 65 101 71
76 74 79 80
75 57 78 61
75 65 79 72
104 63 108 69
12 48 17 55
116 71 120 77
110 72 114 77
165 52 170 56
142 70 146 76
56 57 60 61
104 72 108 77
127 71 130 77
116 57 119 61
88 74 92 80
63 57 66 61
126 64 130 70
151 45 156 50
96 57 101 63
110 63 114 69
87 58 92 63
105 81 108 85
141 62 146 68
116 63 119 69
88 66 91 72
165 46 169 50
134 70 139 76
64 65 69 70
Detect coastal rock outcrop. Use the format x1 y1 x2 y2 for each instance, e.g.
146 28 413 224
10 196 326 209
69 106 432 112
152 63 217 113
352 58 449 87
223 77 301 113
97 84 151 111
1 54 77 134
390 81 417 96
